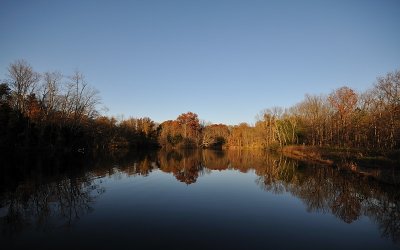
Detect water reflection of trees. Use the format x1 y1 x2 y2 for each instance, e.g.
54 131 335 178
1 150 399 243
158 150 204 184
143 149 399 243
154 149 398 243
285 163 400 241
1 177 104 237
216 150 399 242
0 156 105 238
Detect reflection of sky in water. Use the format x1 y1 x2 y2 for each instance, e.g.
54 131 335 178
69 168 394 250
1 151 399 249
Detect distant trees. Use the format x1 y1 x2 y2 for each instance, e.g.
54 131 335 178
290 70 400 150
8 60 40 115
374 70 400 149
222 107 299 150
294 95 330 146
177 112 200 139
5 60 101 126
328 86 358 147
255 107 298 148
41 71 61 116
201 124 229 148
119 117 158 148
158 120 182 147
1 59 398 153
158 112 201 148
65 71 100 126
212 70 399 151
0 60 158 153
227 122 260 148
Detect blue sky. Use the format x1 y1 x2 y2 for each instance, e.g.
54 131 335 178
1 0 399 125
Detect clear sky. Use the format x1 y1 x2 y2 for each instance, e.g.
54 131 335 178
1 0 399 125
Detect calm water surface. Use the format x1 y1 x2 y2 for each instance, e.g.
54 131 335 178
1 150 399 249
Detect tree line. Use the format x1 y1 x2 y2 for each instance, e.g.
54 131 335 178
158 70 400 152
0 60 157 154
1 59 399 154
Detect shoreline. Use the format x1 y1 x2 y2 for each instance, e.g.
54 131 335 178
280 145 399 167
280 145 399 185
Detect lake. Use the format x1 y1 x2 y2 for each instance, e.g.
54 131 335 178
1 149 399 249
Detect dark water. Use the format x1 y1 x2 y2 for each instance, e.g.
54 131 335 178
1 149 399 249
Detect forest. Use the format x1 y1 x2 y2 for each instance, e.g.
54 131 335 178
0 60 399 156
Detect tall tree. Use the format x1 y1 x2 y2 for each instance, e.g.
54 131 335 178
202 124 230 148
40 71 62 121
328 87 358 146
176 112 200 139
295 95 330 146
7 60 40 115
374 70 400 149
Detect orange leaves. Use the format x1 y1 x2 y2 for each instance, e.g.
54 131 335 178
21 93 42 122
328 86 358 116
177 112 200 132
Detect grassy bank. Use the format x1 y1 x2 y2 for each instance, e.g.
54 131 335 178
281 145 399 167
280 145 400 184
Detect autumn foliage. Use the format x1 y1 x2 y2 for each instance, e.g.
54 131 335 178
1 59 399 154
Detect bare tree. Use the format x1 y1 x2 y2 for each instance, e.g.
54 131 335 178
374 70 400 149
40 71 62 120
62 71 100 126
7 60 40 114
328 87 358 147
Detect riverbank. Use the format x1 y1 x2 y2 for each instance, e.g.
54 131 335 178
281 145 399 167
280 145 400 184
